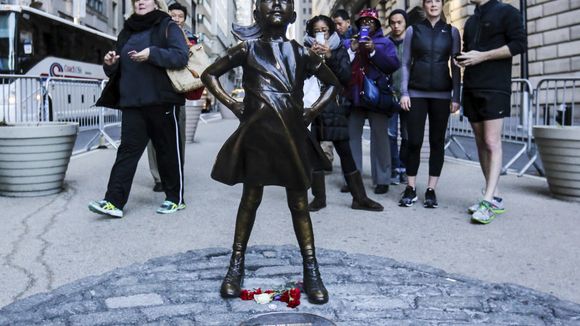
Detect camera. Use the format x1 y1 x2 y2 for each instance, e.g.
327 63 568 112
359 26 371 42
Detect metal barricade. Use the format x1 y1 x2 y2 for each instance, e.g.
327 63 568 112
82 80 122 153
520 78 580 176
44 77 103 131
445 79 534 176
0 75 46 123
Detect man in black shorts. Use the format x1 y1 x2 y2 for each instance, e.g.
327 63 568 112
456 0 525 224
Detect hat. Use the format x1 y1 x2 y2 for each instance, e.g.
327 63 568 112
388 9 408 26
356 8 380 28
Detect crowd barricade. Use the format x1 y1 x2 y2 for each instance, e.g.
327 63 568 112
44 77 122 154
445 79 534 175
82 80 122 153
519 78 580 176
0 75 46 123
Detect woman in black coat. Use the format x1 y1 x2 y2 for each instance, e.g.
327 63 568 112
304 15 383 212
89 0 188 218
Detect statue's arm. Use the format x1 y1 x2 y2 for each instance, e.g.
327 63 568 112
304 56 340 124
201 42 247 117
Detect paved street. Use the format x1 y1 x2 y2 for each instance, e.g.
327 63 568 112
1 117 579 324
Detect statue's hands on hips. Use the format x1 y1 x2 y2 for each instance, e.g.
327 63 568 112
229 102 245 119
303 108 316 126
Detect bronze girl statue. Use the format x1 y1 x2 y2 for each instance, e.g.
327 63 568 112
201 0 340 304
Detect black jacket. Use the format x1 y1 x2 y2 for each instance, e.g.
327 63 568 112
463 0 526 94
96 17 188 109
311 46 352 141
409 19 453 92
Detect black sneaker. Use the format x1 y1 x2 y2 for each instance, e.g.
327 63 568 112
374 184 389 194
424 188 438 208
399 186 417 207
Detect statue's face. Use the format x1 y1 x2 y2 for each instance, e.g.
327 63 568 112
254 0 296 27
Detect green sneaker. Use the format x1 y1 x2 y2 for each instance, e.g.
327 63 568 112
468 197 505 214
471 200 497 224
156 200 186 214
88 200 123 218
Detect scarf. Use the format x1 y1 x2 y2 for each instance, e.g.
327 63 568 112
303 32 341 51
124 10 170 32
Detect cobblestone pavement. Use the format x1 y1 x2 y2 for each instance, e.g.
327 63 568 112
1 246 579 326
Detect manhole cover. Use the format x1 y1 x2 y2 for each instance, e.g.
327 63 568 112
240 312 336 326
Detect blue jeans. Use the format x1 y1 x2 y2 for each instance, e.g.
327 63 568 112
388 112 407 173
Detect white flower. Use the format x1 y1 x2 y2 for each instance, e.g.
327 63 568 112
254 293 273 304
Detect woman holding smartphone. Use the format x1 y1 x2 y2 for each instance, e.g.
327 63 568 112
346 8 400 196
399 0 461 208
304 15 383 212
89 0 189 218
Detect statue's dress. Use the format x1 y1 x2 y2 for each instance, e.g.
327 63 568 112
211 39 326 190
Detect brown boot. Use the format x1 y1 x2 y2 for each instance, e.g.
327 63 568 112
220 251 244 298
345 171 384 211
302 250 328 304
308 171 326 212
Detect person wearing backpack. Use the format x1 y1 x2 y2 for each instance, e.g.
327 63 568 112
399 0 461 208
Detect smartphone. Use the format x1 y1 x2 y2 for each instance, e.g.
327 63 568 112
315 32 325 44
359 26 370 42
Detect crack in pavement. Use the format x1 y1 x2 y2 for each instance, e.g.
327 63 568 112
3 186 73 302
36 185 76 291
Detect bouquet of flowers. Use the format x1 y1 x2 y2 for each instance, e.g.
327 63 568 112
239 281 303 308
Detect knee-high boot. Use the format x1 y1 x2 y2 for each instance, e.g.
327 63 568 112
287 189 329 304
220 185 263 298
345 171 384 211
308 171 326 212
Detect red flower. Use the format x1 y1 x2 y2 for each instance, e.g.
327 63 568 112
240 289 254 300
279 288 301 308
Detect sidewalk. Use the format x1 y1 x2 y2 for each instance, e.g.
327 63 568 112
0 118 579 322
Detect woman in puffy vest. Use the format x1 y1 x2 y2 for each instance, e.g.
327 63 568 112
399 0 460 208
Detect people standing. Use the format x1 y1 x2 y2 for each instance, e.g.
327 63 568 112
457 0 525 224
304 15 383 212
89 0 188 217
399 0 461 208
388 9 409 186
347 8 400 195
201 0 340 304
147 1 190 193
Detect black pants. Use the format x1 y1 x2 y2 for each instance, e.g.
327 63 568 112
404 98 450 177
312 140 357 174
105 106 184 209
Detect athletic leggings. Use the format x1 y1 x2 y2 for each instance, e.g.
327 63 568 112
312 140 357 174
404 98 450 177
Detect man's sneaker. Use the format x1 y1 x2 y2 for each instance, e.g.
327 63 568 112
156 200 186 214
424 188 438 208
390 171 400 185
471 200 498 224
399 186 418 207
399 172 408 185
467 196 505 214
88 200 123 218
